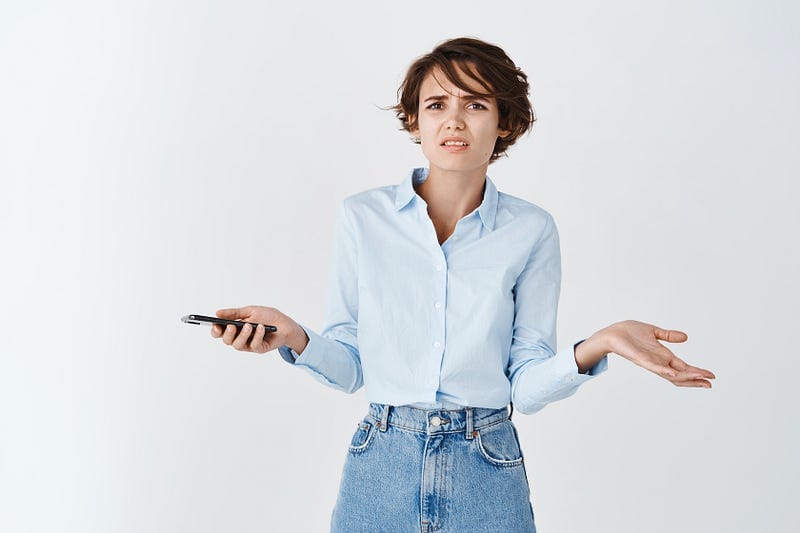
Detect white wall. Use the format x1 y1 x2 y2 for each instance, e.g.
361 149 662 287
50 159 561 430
2 1 797 531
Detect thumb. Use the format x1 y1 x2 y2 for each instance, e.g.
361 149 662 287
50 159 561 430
654 327 688 343
216 307 248 320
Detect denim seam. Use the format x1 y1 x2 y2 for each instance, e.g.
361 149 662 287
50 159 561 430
420 436 431 531
348 422 378 453
474 430 524 467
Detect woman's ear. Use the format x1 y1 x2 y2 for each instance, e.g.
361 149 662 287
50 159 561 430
408 115 419 137
408 120 421 143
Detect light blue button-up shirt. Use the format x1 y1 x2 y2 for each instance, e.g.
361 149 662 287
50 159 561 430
279 168 607 414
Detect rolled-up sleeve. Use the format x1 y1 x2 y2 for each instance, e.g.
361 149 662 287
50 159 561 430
277 200 363 393
506 214 607 414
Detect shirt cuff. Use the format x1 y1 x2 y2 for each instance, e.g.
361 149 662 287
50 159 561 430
278 323 338 373
571 338 609 377
277 323 362 393
278 323 313 364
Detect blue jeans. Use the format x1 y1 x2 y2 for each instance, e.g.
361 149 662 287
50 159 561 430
331 403 536 532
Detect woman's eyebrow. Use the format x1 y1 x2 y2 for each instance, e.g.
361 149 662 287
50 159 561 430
423 94 489 103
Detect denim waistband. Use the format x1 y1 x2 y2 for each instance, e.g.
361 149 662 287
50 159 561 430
366 402 510 438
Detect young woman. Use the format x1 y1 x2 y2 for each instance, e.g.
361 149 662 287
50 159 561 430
210 37 715 532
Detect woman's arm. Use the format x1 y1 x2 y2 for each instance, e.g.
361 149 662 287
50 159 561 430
209 199 364 394
507 213 609 414
575 320 715 388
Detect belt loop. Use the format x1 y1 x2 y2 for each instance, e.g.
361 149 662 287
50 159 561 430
465 407 474 440
508 402 514 420
379 404 390 432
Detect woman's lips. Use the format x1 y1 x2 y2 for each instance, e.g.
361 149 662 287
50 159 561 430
440 139 469 153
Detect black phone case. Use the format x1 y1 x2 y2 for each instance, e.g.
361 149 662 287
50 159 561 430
181 314 278 332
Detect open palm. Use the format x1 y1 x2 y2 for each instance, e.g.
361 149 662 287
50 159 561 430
604 320 715 388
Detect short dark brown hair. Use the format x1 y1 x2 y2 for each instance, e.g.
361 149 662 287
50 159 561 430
392 37 536 162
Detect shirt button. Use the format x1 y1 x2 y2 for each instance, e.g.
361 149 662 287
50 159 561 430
430 416 442 427
433 341 441 348
434 301 442 309
435 264 443 271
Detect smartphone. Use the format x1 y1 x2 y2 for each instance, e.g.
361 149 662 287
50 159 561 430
181 314 278 333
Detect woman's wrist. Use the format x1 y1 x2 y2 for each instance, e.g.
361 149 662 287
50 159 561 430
574 329 611 374
284 322 310 356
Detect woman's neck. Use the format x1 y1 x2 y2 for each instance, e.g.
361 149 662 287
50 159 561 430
415 166 488 242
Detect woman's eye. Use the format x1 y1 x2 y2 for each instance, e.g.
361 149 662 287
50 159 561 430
427 103 443 110
468 102 487 110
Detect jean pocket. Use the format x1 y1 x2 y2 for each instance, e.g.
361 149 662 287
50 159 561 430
348 419 377 453
475 421 524 467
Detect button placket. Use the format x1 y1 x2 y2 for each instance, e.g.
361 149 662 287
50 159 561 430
429 253 447 391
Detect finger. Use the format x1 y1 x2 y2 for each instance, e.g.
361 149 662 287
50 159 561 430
672 362 716 380
654 365 678 379
669 356 690 371
251 324 269 353
632 357 678 379
686 367 715 379
211 324 222 338
232 323 253 351
671 368 716 384
261 326 276 352
654 327 688 343
671 377 713 389
667 356 714 379
222 324 238 345
690 364 715 379
664 351 716 379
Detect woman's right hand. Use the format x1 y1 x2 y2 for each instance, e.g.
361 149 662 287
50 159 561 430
210 305 308 355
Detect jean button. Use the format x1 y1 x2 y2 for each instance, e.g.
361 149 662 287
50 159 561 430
430 416 442 427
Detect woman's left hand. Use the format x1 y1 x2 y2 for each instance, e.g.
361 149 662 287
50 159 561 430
591 320 716 388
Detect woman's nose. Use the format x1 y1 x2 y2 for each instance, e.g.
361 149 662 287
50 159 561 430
445 110 465 130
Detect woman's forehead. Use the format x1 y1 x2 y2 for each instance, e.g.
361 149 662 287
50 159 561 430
421 64 492 98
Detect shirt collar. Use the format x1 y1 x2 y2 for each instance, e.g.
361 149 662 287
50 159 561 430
394 167 498 231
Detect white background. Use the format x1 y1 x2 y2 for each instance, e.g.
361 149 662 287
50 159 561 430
2 1 798 531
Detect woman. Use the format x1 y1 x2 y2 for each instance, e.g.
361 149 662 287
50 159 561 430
210 37 715 532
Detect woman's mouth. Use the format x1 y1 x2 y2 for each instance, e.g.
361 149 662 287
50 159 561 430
441 138 469 152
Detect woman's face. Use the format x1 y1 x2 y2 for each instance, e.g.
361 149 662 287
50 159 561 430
411 65 509 175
